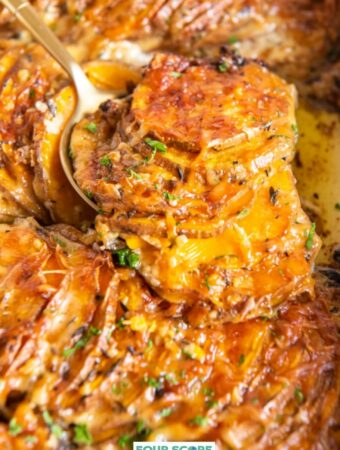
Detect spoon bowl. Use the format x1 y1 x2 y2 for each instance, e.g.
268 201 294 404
1 0 114 210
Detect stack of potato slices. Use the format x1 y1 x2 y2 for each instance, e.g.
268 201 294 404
72 53 320 320
0 43 93 225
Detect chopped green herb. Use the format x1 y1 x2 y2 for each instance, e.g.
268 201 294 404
25 435 38 444
294 386 305 405
29 88 35 99
63 326 100 357
204 274 211 291
159 407 173 418
9 418 22 436
136 420 146 434
335 203 340 210
42 411 53 427
218 62 228 73
179 369 186 378
73 423 92 445
42 411 63 438
116 316 125 330
53 236 66 249
170 71 182 78
189 415 209 427
63 347 75 357
305 222 316 251
144 376 162 389
118 434 132 447
67 146 73 159
84 122 97 134
73 12 82 22
51 424 63 438
238 353 245 366
182 349 194 360
251 397 259 405
147 339 153 348
84 190 94 200
112 381 128 394
228 36 239 44
163 191 180 202
89 326 101 335
112 247 140 269
125 168 143 180
99 155 112 167
164 373 177 384
144 137 167 158
202 387 214 397
291 123 299 138
237 208 249 218
206 400 218 409
260 315 270 322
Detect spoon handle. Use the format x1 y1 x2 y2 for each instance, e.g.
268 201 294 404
1 0 92 92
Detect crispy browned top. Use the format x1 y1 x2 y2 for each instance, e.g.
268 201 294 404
0 220 338 449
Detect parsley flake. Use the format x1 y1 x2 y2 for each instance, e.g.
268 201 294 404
237 208 249 218
112 247 140 269
144 137 167 157
170 71 182 78
163 191 180 202
125 168 143 180
218 62 228 73
238 354 245 366
99 155 112 168
305 222 316 251
202 387 214 397
84 190 94 200
207 400 218 409
73 423 92 445
42 411 64 438
291 123 299 139
144 375 162 389
63 326 100 357
118 434 132 447
84 122 97 134
204 274 211 291
9 418 22 436
159 407 173 417
228 36 239 44
116 317 125 330
73 12 82 22
189 415 209 427
25 435 38 444
294 386 305 405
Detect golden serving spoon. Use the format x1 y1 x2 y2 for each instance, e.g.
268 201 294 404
1 0 113 210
